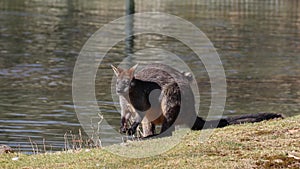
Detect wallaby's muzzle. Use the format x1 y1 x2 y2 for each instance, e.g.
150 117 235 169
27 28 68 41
116 87 129 94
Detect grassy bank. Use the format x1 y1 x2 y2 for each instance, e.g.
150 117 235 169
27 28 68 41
1 115 300 169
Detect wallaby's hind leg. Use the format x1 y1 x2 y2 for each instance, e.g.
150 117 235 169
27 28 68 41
160 118 176 137
160 104 178 136
159 82 181 136
142 122 156 137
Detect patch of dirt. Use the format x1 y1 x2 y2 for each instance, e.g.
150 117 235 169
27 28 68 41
256 153 300 169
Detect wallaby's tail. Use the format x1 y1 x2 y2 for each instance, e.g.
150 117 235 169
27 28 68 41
192 117 229 130
191 117 205 130
192 112 283 131
225 112 284 125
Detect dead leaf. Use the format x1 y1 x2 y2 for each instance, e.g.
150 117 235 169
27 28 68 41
288 129 300 134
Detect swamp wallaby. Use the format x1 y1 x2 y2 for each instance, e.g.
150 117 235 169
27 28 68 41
111 63 283 137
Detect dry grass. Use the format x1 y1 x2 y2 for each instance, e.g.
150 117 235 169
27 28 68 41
1 115 299 169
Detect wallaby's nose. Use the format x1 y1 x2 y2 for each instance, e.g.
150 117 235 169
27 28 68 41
117 86 129 94
117 89 124 93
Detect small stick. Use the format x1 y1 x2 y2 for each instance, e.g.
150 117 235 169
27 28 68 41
28 137 35 155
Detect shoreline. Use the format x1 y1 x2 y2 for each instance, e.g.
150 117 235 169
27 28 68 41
1 114 299 168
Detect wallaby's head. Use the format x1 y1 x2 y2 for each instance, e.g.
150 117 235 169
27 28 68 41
111 64 138 95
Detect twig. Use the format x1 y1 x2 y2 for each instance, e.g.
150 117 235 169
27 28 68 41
79 129 83 149
50 144 53 154
64 132 69 151
28 137 35 155
34 141 39 154
43 138 46 153
70 130 76 150
18 144 21 156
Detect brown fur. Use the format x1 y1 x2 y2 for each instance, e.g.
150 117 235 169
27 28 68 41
112 63 284 138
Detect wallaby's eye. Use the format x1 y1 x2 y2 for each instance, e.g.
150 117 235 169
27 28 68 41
130 81 135 86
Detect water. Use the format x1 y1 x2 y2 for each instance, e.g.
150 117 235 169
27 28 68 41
0 0 299 153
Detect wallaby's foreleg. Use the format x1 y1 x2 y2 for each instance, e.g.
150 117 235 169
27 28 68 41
119 96 132 134
119 97 147 136
127 121 140 135
120 116 128 133
126 111 143 135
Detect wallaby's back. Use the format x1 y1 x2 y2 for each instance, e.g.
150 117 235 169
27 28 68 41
135 63 191 87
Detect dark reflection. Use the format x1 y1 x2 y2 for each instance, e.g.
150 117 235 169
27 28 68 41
125 0 135 57
0 0 299 153
126 0 135 15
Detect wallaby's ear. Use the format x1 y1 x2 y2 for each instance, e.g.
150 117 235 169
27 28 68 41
111 65 123 76
129 64 138 72
128 64 138 78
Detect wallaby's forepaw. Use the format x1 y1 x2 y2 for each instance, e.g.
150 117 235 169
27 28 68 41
119 127 127 134
127 127 136 135
119 127 136 135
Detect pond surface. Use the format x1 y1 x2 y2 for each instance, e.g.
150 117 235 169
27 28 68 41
0 0 299 153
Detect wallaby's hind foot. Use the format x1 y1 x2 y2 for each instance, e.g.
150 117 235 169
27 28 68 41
142 122 156 137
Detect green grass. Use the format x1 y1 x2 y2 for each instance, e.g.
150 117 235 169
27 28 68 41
1 115 300 169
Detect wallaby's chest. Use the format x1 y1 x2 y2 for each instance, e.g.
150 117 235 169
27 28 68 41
128 79 161 112
126 65 189 112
